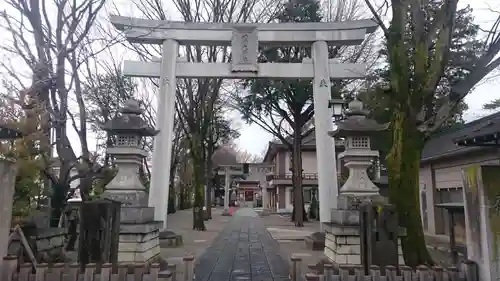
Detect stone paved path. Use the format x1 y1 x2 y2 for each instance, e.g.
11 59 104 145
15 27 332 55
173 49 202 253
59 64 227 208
194 208 290 281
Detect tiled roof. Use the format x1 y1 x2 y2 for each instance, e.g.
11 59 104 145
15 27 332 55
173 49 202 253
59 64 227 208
421 111 500 162
262 128 346 162
269 128 316 146
454 113 500 145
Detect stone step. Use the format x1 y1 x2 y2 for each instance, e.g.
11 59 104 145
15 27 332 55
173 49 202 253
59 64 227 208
159 231 183 248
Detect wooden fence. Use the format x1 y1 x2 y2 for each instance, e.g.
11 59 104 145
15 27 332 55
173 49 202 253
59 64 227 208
0 255 194 281
290 257 478 281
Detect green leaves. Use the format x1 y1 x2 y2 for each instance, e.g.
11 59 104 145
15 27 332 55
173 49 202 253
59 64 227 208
367 3 478 133
234 0 323 140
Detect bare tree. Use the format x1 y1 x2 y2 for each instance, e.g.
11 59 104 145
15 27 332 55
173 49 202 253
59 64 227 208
237 150 263 163
223 142 263 163
0 0 111 225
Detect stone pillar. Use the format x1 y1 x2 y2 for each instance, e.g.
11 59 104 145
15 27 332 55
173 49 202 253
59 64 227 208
312 40 338 223
261 185 268 209
222 167 231 216
462 165 500 281
149 38 179 228
0 159 18 259
285 187 293 212
260 183 272 216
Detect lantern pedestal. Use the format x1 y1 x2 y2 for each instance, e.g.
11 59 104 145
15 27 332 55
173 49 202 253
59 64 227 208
323 193 406 268
338 150 380 196
102 147 163 263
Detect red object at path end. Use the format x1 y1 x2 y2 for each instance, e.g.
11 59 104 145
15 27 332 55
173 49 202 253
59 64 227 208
229 207 237 215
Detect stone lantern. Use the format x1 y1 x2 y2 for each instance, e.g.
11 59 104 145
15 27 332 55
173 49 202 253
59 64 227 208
323 99 406 268
101 99 163 263
328 99 388 197
102 99 159 204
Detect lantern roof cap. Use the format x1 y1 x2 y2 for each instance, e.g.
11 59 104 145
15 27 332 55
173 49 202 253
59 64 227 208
329 99 389 137
344 99 369 117
101 99 159 136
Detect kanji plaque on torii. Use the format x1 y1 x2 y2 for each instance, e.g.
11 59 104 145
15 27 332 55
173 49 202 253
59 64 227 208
231 25 258 72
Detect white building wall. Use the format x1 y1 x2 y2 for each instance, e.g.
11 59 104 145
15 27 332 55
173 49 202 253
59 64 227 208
302 151 318 174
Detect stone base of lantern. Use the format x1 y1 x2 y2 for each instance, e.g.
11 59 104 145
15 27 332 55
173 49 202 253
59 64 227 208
102 191 163 263
117 220 163 262
323 223 405 267
324 193 405 268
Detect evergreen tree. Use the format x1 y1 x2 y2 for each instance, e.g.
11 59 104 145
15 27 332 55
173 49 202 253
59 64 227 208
236 0 325 227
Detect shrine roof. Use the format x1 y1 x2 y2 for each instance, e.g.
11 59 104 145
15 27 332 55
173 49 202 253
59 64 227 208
421 111 500 163
262 128 345 163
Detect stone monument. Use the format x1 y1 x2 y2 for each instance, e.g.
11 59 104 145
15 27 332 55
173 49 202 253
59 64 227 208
0 160 19 260
323 99 405 267
101 100 163 262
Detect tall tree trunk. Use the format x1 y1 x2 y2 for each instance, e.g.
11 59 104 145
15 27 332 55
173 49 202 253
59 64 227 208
205 141 214 219
292 117 306 226
191 137 206 231
49 182 70 227
387 110 433 267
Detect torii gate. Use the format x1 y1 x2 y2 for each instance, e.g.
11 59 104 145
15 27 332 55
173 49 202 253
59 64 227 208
110 15 378 228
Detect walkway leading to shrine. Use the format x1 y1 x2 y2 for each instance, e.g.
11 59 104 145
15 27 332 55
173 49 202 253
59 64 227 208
194 208 291 281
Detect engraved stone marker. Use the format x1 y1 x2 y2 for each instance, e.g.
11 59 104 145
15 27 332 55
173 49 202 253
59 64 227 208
231 25 258 72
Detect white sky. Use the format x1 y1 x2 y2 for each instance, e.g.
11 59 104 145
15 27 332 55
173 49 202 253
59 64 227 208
1 0 500 157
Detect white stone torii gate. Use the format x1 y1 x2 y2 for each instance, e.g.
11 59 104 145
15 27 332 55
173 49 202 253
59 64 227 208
110 15 378 229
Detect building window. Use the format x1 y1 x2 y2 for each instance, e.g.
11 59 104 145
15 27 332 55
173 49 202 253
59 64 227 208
437 187 465 238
